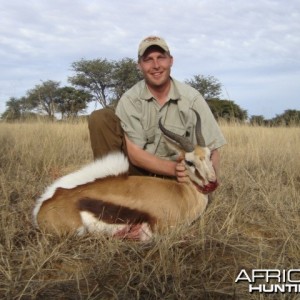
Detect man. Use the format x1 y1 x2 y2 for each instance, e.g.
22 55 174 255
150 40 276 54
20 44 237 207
88 36 226 190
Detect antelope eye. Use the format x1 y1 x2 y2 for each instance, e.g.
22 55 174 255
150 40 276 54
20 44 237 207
185 160 194 167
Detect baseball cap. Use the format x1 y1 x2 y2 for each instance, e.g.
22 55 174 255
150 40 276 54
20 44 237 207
138 36 170 58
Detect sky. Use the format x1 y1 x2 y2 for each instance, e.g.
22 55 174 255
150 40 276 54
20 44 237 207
1 0 299 119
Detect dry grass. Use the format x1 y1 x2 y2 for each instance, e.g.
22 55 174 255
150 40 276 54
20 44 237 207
0 120 299 299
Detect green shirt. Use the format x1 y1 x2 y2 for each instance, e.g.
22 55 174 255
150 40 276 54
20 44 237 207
116 78 226 160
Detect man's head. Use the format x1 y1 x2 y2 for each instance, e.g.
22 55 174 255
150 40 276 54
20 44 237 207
137 36 173 90
138 36 170 59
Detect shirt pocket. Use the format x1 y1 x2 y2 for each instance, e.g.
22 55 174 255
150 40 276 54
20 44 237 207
143 126 156 149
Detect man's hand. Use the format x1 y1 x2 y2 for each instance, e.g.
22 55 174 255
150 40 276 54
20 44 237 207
175 159 188 183
176 154 219 193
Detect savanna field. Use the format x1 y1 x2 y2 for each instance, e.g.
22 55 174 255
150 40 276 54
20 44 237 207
0 119 299 299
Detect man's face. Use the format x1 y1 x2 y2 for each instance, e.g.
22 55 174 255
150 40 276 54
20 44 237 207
138 46 173 89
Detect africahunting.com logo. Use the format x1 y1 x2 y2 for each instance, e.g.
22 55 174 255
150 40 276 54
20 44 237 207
235 269 300 293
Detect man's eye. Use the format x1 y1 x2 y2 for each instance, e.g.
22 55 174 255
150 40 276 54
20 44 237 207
185 160 194 167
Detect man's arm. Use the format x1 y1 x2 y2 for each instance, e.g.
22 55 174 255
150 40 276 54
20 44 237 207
126 135 221 187
211 149 220 181
125 135 187 181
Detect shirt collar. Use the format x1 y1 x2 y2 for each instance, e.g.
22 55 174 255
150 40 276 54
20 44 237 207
141 77 181 101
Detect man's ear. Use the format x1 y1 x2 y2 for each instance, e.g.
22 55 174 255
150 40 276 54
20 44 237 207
169 55 174 67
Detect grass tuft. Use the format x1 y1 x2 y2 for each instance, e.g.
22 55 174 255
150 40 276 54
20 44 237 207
0 120 299 299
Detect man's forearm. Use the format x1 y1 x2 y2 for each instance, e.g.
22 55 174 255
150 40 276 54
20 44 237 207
125 135 177 177
211 149 220 180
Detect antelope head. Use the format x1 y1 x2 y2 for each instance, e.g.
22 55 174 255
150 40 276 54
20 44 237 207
159 109 218 193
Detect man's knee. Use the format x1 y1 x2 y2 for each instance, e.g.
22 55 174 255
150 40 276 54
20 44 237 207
88 108 124 159
88 108 116 130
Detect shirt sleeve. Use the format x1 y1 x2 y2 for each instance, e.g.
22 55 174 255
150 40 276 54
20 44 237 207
115 94 146 148
192 94 227 150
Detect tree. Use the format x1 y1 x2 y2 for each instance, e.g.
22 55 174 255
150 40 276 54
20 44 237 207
250 115 265 126
207 99 248 121
69 59 114 107
26 80 61 119
112 58 143 103
56 87 92 119
271 109 300 126
1 97 23 120
185 75 247 121
185 75 222 100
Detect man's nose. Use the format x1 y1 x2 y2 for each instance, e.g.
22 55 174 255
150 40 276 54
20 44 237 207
152 59 160 68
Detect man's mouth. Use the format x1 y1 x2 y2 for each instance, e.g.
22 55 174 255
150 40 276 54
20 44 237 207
151 72 163 78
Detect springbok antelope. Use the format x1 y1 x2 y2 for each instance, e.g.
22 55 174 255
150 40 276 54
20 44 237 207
33 110 218 241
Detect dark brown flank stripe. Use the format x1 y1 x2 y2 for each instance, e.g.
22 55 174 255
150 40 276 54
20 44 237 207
78 198 156 227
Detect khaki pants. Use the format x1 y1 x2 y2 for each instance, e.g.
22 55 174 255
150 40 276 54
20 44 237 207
88 108 150 176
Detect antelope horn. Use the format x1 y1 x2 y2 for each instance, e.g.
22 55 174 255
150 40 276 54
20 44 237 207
191 109 206 147
158 118 194 152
